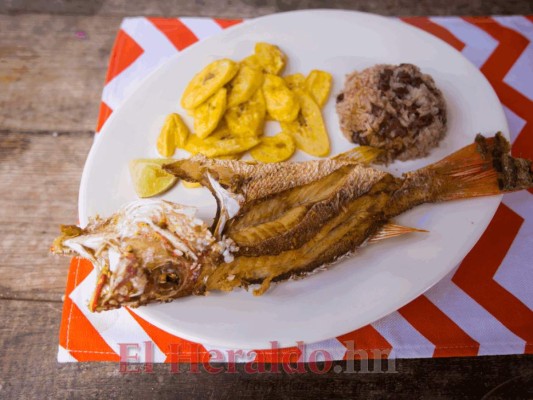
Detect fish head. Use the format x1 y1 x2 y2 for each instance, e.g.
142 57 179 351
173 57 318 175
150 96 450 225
53 200 229 311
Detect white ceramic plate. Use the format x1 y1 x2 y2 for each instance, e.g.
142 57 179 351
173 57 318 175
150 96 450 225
79 10 508 349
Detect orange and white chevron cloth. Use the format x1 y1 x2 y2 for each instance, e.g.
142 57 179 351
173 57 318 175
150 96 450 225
58 16 533 362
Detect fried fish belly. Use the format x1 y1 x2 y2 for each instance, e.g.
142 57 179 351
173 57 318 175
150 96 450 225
52 134 533 311
165 134 533 295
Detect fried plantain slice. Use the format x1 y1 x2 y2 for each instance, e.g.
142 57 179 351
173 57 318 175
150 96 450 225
304 70 332 108
262 74 300 122
284 73 305 90
182 180 202 188
185 124 260 158
241 54 263 72
254 42 287 75
156 113 189 156
181 59 238 110
226 64 264 108
224 89 266 136
281 89 330 157
250 132 295 163
193 87 227 139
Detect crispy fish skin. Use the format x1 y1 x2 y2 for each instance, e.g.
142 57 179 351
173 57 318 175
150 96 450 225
52 134 533 310
163 146 383 203
225 165 390 257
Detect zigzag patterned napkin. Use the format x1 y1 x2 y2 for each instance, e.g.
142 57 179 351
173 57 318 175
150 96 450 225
59 16 532 363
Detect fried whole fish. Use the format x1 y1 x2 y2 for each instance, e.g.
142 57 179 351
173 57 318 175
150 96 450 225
52 134 533 311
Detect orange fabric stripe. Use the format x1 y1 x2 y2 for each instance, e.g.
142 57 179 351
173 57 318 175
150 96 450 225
148 17 199 51
59 258 119 361
59 259 82 353
75 258 95 284
337 325 392 359
453 204 533 345
127 309 208 363
105 29 144 84
253 345 302 364
399 296 479 357
401 17 465 51
95 101 113 132
64 258 83 297
213 18 243 29
66 303 120 361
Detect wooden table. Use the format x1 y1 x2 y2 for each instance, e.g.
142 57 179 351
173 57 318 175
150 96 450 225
1 1 532 398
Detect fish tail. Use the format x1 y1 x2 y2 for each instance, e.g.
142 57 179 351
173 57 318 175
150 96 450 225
333 146 384 164
423 133 533 202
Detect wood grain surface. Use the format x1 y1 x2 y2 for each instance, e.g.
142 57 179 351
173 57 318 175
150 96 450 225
0 0 531 398
0 131 92 301
0 14 119 132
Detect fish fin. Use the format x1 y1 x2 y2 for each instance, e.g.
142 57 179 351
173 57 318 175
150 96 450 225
163 158 202 182
253 276 273 296
421 133 533 202
333 146 384 164
368 223 428 243
163 155 242 188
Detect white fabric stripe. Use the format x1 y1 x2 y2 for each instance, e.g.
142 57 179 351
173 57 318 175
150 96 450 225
298 338 347 363
101 57 145 110
201 344 256 363
496 191 533 310
430 16 498 69
503 105 527 144
57 345 78 362
372 312 435 359
425 279 525 356
70 270 167 362
121 17 177 56
102 17 179 110
493 16 533 101
179 17 224 41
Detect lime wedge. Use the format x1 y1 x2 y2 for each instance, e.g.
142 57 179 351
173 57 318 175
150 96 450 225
129 159 178 198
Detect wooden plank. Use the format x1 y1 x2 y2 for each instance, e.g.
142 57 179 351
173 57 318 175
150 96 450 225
1 0 531 17
0 14 120 132
0 131 93 301
1 298 532 399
